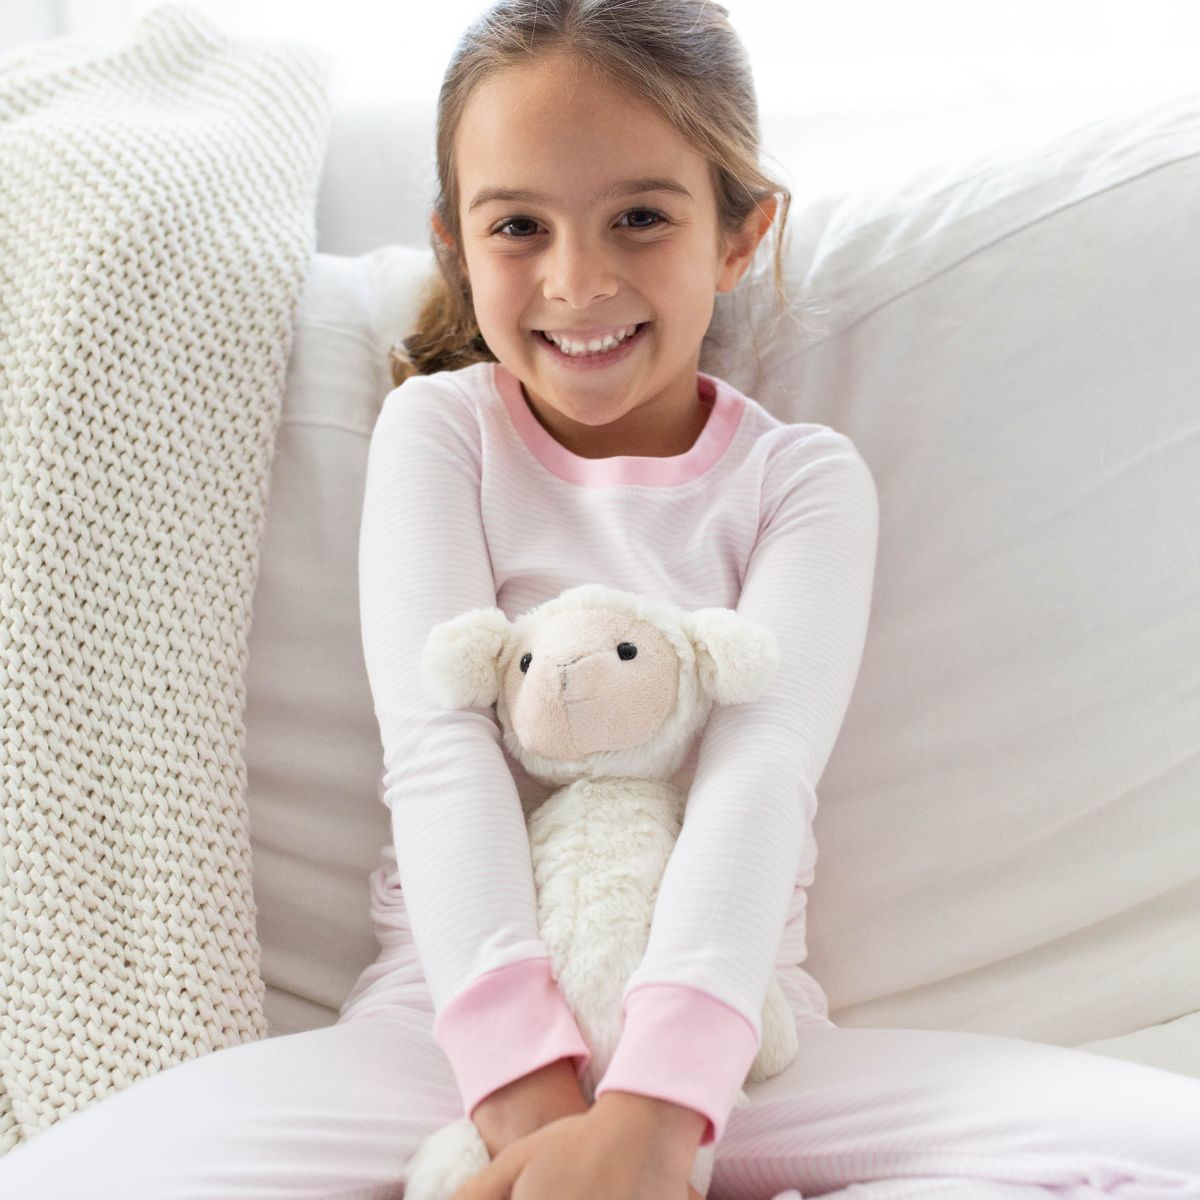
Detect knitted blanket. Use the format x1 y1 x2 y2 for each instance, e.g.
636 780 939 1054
0 4 329 1153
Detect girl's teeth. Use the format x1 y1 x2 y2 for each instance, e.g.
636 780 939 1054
545 324 639 355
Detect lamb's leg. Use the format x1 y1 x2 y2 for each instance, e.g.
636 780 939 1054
746 973 799 1083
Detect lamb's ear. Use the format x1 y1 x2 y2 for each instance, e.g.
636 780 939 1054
683 608 781 705
421 607 512 709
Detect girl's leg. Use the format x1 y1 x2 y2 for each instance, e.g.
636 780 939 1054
0 1006 462 1200
713 1021 1200 1200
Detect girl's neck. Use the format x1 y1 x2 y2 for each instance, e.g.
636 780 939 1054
519 380 715 460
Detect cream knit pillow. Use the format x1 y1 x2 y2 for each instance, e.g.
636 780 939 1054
0 3 329 1152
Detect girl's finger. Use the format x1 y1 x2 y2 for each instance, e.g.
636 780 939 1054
450 1142 525 1200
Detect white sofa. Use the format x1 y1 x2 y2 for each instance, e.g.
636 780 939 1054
244 89 1200 1082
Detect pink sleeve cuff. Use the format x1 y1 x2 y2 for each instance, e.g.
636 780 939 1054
593 983 759 1147
432 956 592 1120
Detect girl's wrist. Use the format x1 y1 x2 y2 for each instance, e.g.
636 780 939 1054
591 1090 708 1168
470 1057 589 1157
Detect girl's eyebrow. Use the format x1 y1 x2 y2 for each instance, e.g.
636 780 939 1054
467 176 694 214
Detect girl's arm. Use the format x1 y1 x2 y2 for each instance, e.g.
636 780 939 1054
358 378 592 1131
593 427 881 1150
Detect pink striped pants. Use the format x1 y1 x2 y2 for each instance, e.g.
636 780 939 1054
1 949 1197 1200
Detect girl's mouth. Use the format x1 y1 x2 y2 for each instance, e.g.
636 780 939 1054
533 322 649 370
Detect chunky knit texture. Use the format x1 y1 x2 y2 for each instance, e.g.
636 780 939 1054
0 3 329 1153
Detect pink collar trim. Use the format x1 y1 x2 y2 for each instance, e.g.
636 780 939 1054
492 361 744 487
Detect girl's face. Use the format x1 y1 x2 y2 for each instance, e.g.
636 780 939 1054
439 52 774 453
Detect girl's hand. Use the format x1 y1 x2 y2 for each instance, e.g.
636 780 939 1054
449 1104 703 1200
470 1058 590 1160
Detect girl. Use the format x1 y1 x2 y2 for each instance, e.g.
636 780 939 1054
3 2 1198 1199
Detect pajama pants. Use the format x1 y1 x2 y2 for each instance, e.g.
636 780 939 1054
1 946 1197 1200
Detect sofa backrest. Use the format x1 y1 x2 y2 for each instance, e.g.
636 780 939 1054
248 92 1200 1071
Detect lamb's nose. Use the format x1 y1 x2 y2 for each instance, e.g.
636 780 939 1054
558 652 588 680
558 652 593 696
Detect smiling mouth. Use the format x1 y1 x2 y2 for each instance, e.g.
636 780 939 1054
533 321 650 362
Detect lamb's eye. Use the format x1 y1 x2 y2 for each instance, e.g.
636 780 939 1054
616 642 637 660
519 652 532 673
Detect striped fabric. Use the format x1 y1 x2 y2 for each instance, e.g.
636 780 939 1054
355 357 877 1143
1 976 1196 1196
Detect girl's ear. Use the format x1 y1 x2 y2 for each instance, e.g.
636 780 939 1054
431 209 451 248
421 607 512 709
431 209 470 284
682 607 780 705
715 194 778 294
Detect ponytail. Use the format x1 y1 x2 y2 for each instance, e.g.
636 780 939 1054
388 239 497 386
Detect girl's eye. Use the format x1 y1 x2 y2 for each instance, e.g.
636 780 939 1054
490 209 667 238
494 216 540 238
619 208 667 230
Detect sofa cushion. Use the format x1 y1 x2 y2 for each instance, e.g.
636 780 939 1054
247 92 1200 1075
246 246 431 1032
700 90 1200 1059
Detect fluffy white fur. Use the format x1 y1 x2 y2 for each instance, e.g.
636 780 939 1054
404 583 796 1199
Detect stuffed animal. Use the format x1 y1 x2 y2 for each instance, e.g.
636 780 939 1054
402 582 800 1199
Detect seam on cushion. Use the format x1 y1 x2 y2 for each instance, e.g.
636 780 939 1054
801 149 1200 353
821 100 1200 248
292 319 378 345
278 416 376 436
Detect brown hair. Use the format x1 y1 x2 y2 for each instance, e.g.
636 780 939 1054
390 0 794 386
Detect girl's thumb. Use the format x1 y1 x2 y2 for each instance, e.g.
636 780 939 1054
450 1141 528 1200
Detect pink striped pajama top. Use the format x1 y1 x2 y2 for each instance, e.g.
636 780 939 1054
356 358 879 1148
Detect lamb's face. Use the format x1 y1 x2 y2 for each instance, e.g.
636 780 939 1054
501 607 680 761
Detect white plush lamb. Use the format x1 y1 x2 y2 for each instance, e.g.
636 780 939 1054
402 582 799 1199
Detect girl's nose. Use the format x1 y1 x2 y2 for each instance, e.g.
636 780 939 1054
542 234 618 308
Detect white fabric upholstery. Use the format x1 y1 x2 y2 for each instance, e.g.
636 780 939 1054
248 91 1200 1078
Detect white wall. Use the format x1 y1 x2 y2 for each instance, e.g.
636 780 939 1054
5 0 1199 248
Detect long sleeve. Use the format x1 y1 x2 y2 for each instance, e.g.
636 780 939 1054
593 429 880 1146
357 379 591 1118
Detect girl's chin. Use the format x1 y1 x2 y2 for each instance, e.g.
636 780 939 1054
531 387 630 423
